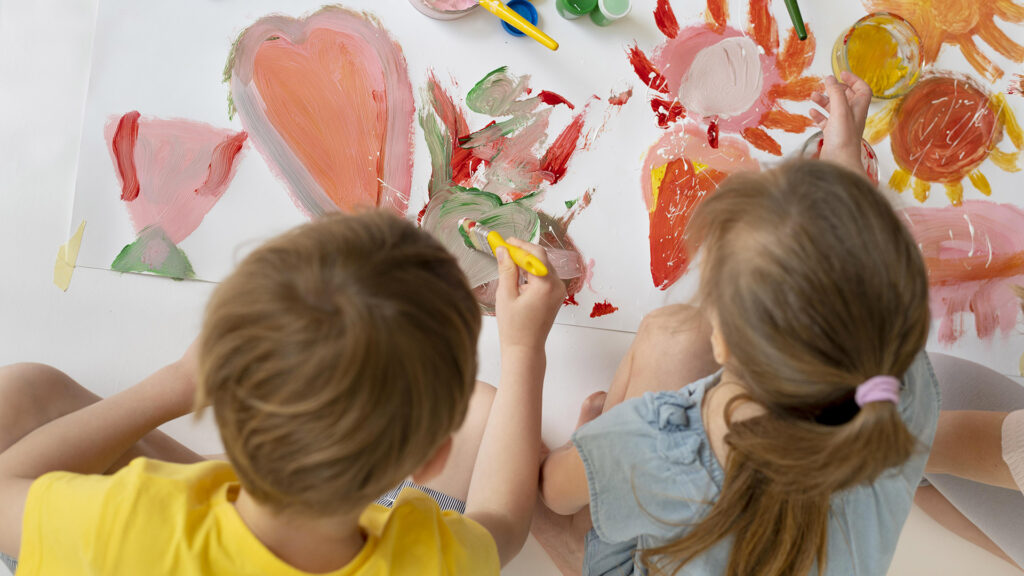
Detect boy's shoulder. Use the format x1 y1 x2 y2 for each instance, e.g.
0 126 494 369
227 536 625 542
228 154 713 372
361 487 500 575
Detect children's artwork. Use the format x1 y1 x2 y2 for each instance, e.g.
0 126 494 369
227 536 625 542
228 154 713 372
224 7 415 218
418 67 610 311
863 0 1024 82
866 73 1023 206
904 201 1024 346
69 0 1024 361
106 112 247 279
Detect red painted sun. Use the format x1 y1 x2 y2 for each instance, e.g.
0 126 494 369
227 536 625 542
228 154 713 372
629 0 823 156
865 0 1024 82
867 72 1024 205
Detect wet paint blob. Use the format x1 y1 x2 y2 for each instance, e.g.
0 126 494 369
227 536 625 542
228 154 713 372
590 300 619 318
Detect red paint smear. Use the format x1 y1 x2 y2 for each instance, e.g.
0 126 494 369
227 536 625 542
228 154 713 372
1009 74 1024 96
429 74 476 189
654 0 680 39
609 88 634 107
651 97 687 128
540 112 587 184
196 132 248 196
113 111 141 202
778 26 817 83
742 126 782 156
564 293 579 306
748 0 779 55
891 75 997 183
708 119 720 149
590 300 619 318
538 90 576 110
769 76 822 101
650 158 728 289
761 109 815 133
706 0 727 32
905 201 1024 344
628 44 669 93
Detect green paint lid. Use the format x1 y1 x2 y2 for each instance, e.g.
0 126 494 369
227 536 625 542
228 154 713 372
591 0 630 25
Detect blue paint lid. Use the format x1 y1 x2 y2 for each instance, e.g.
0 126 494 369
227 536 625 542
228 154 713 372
501 0 538 37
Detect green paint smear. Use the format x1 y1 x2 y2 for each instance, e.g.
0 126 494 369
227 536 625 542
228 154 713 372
112 227 195 280
565 198 578 209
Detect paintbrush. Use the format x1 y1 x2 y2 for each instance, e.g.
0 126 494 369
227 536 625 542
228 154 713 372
477 0 559 51
458 218 550 277
784 0 807 41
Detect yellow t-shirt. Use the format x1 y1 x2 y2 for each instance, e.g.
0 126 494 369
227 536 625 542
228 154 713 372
18 457 500 575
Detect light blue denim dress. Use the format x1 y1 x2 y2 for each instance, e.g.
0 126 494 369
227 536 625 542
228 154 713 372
573 352 940 576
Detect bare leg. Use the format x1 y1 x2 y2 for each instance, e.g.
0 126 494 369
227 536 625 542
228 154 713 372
915 485 1021 569
0 363 203 473
420 380 496 502
928 410 1016 490
602 304 717 412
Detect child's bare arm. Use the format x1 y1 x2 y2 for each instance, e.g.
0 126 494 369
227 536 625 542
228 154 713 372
0 348 197 556
465 240 564 566
539 444 590 515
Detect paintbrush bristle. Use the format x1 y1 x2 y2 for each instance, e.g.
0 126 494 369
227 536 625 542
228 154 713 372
457 218 492 254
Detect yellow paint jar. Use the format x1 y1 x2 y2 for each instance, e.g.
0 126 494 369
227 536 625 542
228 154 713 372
832 12 922 100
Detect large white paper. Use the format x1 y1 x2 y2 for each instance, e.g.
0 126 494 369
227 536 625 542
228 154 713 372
70 0 1024 370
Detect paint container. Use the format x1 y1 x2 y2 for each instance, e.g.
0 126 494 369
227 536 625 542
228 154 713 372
557 0 597 19
832 12 922 100
800 131 880 185
500 0 538 37
408 0 478 20
590 0 630 26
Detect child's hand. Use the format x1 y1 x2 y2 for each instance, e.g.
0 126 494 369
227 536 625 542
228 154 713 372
494 239 566 353
809 71 873 174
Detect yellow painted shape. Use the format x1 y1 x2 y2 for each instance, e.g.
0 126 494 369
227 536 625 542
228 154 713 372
650 163 668 213
969 171 992 196
990 148 1021 172
865 101 898 145
912 178 931 202
944 182 964 206
889 168 911 192
691 160 709 174
993 93 1024 150
846 23 910 98
53 220 86 292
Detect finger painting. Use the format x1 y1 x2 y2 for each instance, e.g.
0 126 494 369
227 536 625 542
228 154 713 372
867 73 1023 206
904 201 1024 345
106 112 247 279
631 0 821 155
418 68 601 313
225 6 415 218
863 0 1024 82
628 0 815 290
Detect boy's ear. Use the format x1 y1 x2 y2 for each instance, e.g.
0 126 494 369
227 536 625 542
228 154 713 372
411 436 453 485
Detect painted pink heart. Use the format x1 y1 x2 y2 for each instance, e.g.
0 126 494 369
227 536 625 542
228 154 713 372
226 6 415 217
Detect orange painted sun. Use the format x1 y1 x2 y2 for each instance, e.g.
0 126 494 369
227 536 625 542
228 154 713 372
867 72 1023 205
865 0 1024 82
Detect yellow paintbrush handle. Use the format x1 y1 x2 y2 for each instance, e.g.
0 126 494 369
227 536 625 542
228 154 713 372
478 0 559 51
486 231 550 277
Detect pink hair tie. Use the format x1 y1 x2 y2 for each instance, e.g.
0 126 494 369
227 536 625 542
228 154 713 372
855 376 901 407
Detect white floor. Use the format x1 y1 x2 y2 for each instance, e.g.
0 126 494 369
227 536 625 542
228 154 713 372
1 2 1022 575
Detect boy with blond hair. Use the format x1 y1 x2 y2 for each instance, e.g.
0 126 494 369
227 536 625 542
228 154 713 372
0 211 564 574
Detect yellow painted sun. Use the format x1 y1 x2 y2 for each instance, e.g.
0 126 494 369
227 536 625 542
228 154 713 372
866 73 1023 205
865 0 1024 82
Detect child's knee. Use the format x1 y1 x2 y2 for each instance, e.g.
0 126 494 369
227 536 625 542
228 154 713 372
0 363 79 444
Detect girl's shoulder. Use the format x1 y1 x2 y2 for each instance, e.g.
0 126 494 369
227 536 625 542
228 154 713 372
571 372 724 545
